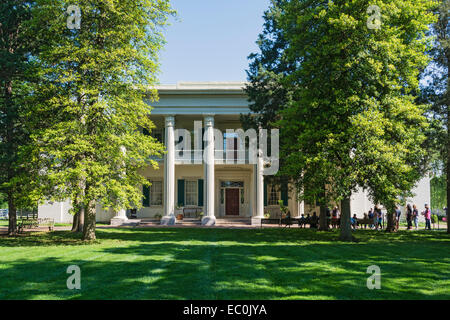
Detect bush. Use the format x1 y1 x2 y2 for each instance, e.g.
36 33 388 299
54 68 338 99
431 214 438 224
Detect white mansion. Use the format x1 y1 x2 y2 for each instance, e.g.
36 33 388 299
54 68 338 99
38 82 431 225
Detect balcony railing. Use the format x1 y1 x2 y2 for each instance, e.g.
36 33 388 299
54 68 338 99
175 149 253 164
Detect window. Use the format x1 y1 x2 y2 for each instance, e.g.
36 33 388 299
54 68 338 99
220 181 244 188
150 181 163 206
185 180 198 206
224 133 238 160
268 184 281 205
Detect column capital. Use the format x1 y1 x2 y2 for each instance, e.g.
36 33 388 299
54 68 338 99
204 115 214 127
165 116 175 127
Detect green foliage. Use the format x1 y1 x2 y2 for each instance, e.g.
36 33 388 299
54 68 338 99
0 1 43 234
248 0 436 215
278 199 288 215
420 0 449 232
28 0 174 239
242 0 295 130
431 175 447 210
421 0 450 170
431 214 438 224
0 193 7 209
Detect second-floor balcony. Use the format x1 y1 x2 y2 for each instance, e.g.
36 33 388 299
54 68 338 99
150 149 255 165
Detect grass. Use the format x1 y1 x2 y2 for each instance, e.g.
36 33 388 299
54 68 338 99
0 227 449 300
0 221 72 227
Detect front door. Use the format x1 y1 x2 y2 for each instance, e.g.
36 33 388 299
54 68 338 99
225 188 240 216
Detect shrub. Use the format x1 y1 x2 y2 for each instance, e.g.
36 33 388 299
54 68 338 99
431 214 438 224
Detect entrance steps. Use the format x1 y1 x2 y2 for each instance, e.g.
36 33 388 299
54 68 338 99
138 217 252 227
215 218 251 226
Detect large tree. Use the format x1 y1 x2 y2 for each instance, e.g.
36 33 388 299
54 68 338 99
0 0 39 235
421 0 450 233
30 0 172 240
247 0 435 240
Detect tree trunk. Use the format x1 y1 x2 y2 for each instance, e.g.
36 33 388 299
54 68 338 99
447 68 450 234
82 200 96 241
71 209 79 232
71 206 84 232
7 194 17 235
78 206 84 232
319 205 328 231
385 210 396 232
318 185 328 231
339 197 355 241
5 80 17 236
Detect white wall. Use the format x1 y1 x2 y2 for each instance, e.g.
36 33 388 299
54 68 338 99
350 175 431 220
38 200 73 223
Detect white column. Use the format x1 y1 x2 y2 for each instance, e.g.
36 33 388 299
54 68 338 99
257 147 265 214
252 147 265 225
202 115 216 226
298 200 305 218
161 115 176 225
110 208 128 225
110 145 128 225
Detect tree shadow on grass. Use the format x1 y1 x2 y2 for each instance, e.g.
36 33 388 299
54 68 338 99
1 228 449 300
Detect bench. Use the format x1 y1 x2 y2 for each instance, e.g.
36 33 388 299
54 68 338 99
183 207 203 218
261 218 281 228
281 217 300 228
298 216 320 228
356 218 373 229
261 217 301 228
18 218 54 233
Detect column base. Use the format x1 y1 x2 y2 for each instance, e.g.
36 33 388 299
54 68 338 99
251 217 264 226
160 215 176 225
201 216 216 226
110 216 128 226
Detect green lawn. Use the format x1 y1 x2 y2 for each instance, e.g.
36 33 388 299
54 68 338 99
0 219 72 227
0 227 449 299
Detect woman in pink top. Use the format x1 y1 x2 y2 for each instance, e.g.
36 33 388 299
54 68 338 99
423 204 431 230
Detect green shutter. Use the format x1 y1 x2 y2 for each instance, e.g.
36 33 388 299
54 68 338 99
281 182 288 206
264 180 267 206
202 128 205 150
177 179 185 206
198 179 204 206
143 184 150 207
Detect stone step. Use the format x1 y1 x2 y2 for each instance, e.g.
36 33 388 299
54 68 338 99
215 219 251 225
138 217 252 226
110 219 141 227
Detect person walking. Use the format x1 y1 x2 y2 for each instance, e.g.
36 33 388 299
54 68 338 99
412 204 419 230
368 208 374 229
374 206 382 230
423 204 431 230
406 204 413 230
331 206 339 229
378 208 383 230
395 206 401 231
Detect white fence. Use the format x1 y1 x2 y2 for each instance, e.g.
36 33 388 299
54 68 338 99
0 209 8 219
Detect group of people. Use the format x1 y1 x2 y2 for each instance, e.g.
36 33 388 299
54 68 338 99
403 203 432 230
297 203 433 231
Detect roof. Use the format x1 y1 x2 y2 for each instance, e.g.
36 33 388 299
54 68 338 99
149 82 251 115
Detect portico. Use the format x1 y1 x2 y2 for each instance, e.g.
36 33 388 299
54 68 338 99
141 82 297 226
157 114 268 225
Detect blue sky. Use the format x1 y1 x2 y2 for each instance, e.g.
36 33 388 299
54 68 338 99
157 0 271 84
